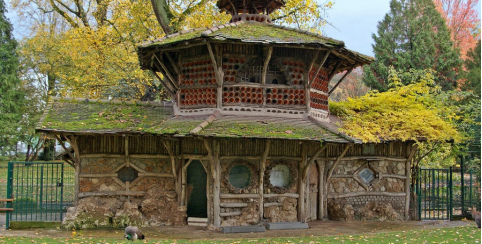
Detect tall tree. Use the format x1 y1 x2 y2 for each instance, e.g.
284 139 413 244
461 40 481 96
0 0 24 158
363 0 462 92
433 0 480 60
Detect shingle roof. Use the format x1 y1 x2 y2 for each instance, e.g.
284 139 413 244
37 97 358 143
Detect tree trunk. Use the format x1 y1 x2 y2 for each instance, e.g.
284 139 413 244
150 0 173 35
410 192 419 220
25 144 31 161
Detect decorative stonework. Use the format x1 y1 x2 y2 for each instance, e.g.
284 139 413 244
62 186 186 229
263 197 298 222
224 160 258 194
265 160 298 194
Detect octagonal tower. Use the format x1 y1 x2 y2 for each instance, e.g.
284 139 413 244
138 0 372 122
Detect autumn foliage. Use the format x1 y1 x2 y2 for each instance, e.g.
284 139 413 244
434 0 480 60
13 0 333 100
331 69 461 143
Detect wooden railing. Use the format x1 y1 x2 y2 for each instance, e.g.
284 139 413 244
0 199 14 211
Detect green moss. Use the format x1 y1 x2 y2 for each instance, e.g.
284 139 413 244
146 120 203 134
212 23 335 44
141 22 340 48
42 100 172 133
199 120 339 141
147 29 206 45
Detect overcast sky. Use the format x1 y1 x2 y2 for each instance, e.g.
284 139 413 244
5 0 481 57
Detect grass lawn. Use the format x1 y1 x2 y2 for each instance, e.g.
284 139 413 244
0 226 480 244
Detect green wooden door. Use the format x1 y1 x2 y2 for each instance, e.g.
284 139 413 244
186 161 207 217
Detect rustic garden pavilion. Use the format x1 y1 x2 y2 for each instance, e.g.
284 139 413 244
37 0 417 228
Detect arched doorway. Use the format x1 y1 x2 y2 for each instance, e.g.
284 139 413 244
186 160 207 217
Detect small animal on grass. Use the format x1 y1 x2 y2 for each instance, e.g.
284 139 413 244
470 206 481 228
124 226 145 241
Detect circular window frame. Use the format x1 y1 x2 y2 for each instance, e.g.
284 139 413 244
265 160 298 194
224 160 258 194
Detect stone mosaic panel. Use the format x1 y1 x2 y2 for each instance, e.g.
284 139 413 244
130 158 172 173
80 178 122 192
81 158 124 174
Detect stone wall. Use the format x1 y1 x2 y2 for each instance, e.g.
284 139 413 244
64 157 185 229
263 160 298 223
264 197 298 222
327 159 406 221
220 159 259 226
218 159 299 225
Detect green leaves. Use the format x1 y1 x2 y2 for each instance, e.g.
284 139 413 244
364 0 462 92
0 0 25 157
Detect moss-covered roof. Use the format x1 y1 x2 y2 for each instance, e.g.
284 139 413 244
37 98 173 134
143 21 341 46
37 98 355 143
137 21 373 70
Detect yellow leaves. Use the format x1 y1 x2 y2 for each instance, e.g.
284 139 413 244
332 70 461 143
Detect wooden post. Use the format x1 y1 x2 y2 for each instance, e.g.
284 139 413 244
261 47 273 85
325 61 342 86
213 140 221 227
150 70 175 97
125 136 130 167
259 140 270 222
54 135 75 168
328 64 356 95
308 50 331 86
203 139 221 227
153 53 179 90
298 143 307 222
302 143 328 181
326 144 352 181
212 43 224 109
316 160 325 220
162 140 177 179
307 50 320 73
165 52 180 76
405 144 418 220
181 159 193 206
65 135 81 205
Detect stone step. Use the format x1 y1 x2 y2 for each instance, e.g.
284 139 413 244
266 222 309 230
187 217 208 223
221 225 266 233
188 222 208 227
187 217 208 227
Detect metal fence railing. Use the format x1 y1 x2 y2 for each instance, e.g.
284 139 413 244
6 161 74 228
417 166 479 221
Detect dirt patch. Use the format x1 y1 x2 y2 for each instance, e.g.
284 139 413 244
0 218 475 240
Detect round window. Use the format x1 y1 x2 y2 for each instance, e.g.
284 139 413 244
229 164 252 189
269 164 291 187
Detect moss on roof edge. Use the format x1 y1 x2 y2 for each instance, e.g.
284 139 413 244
139 21 345 48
